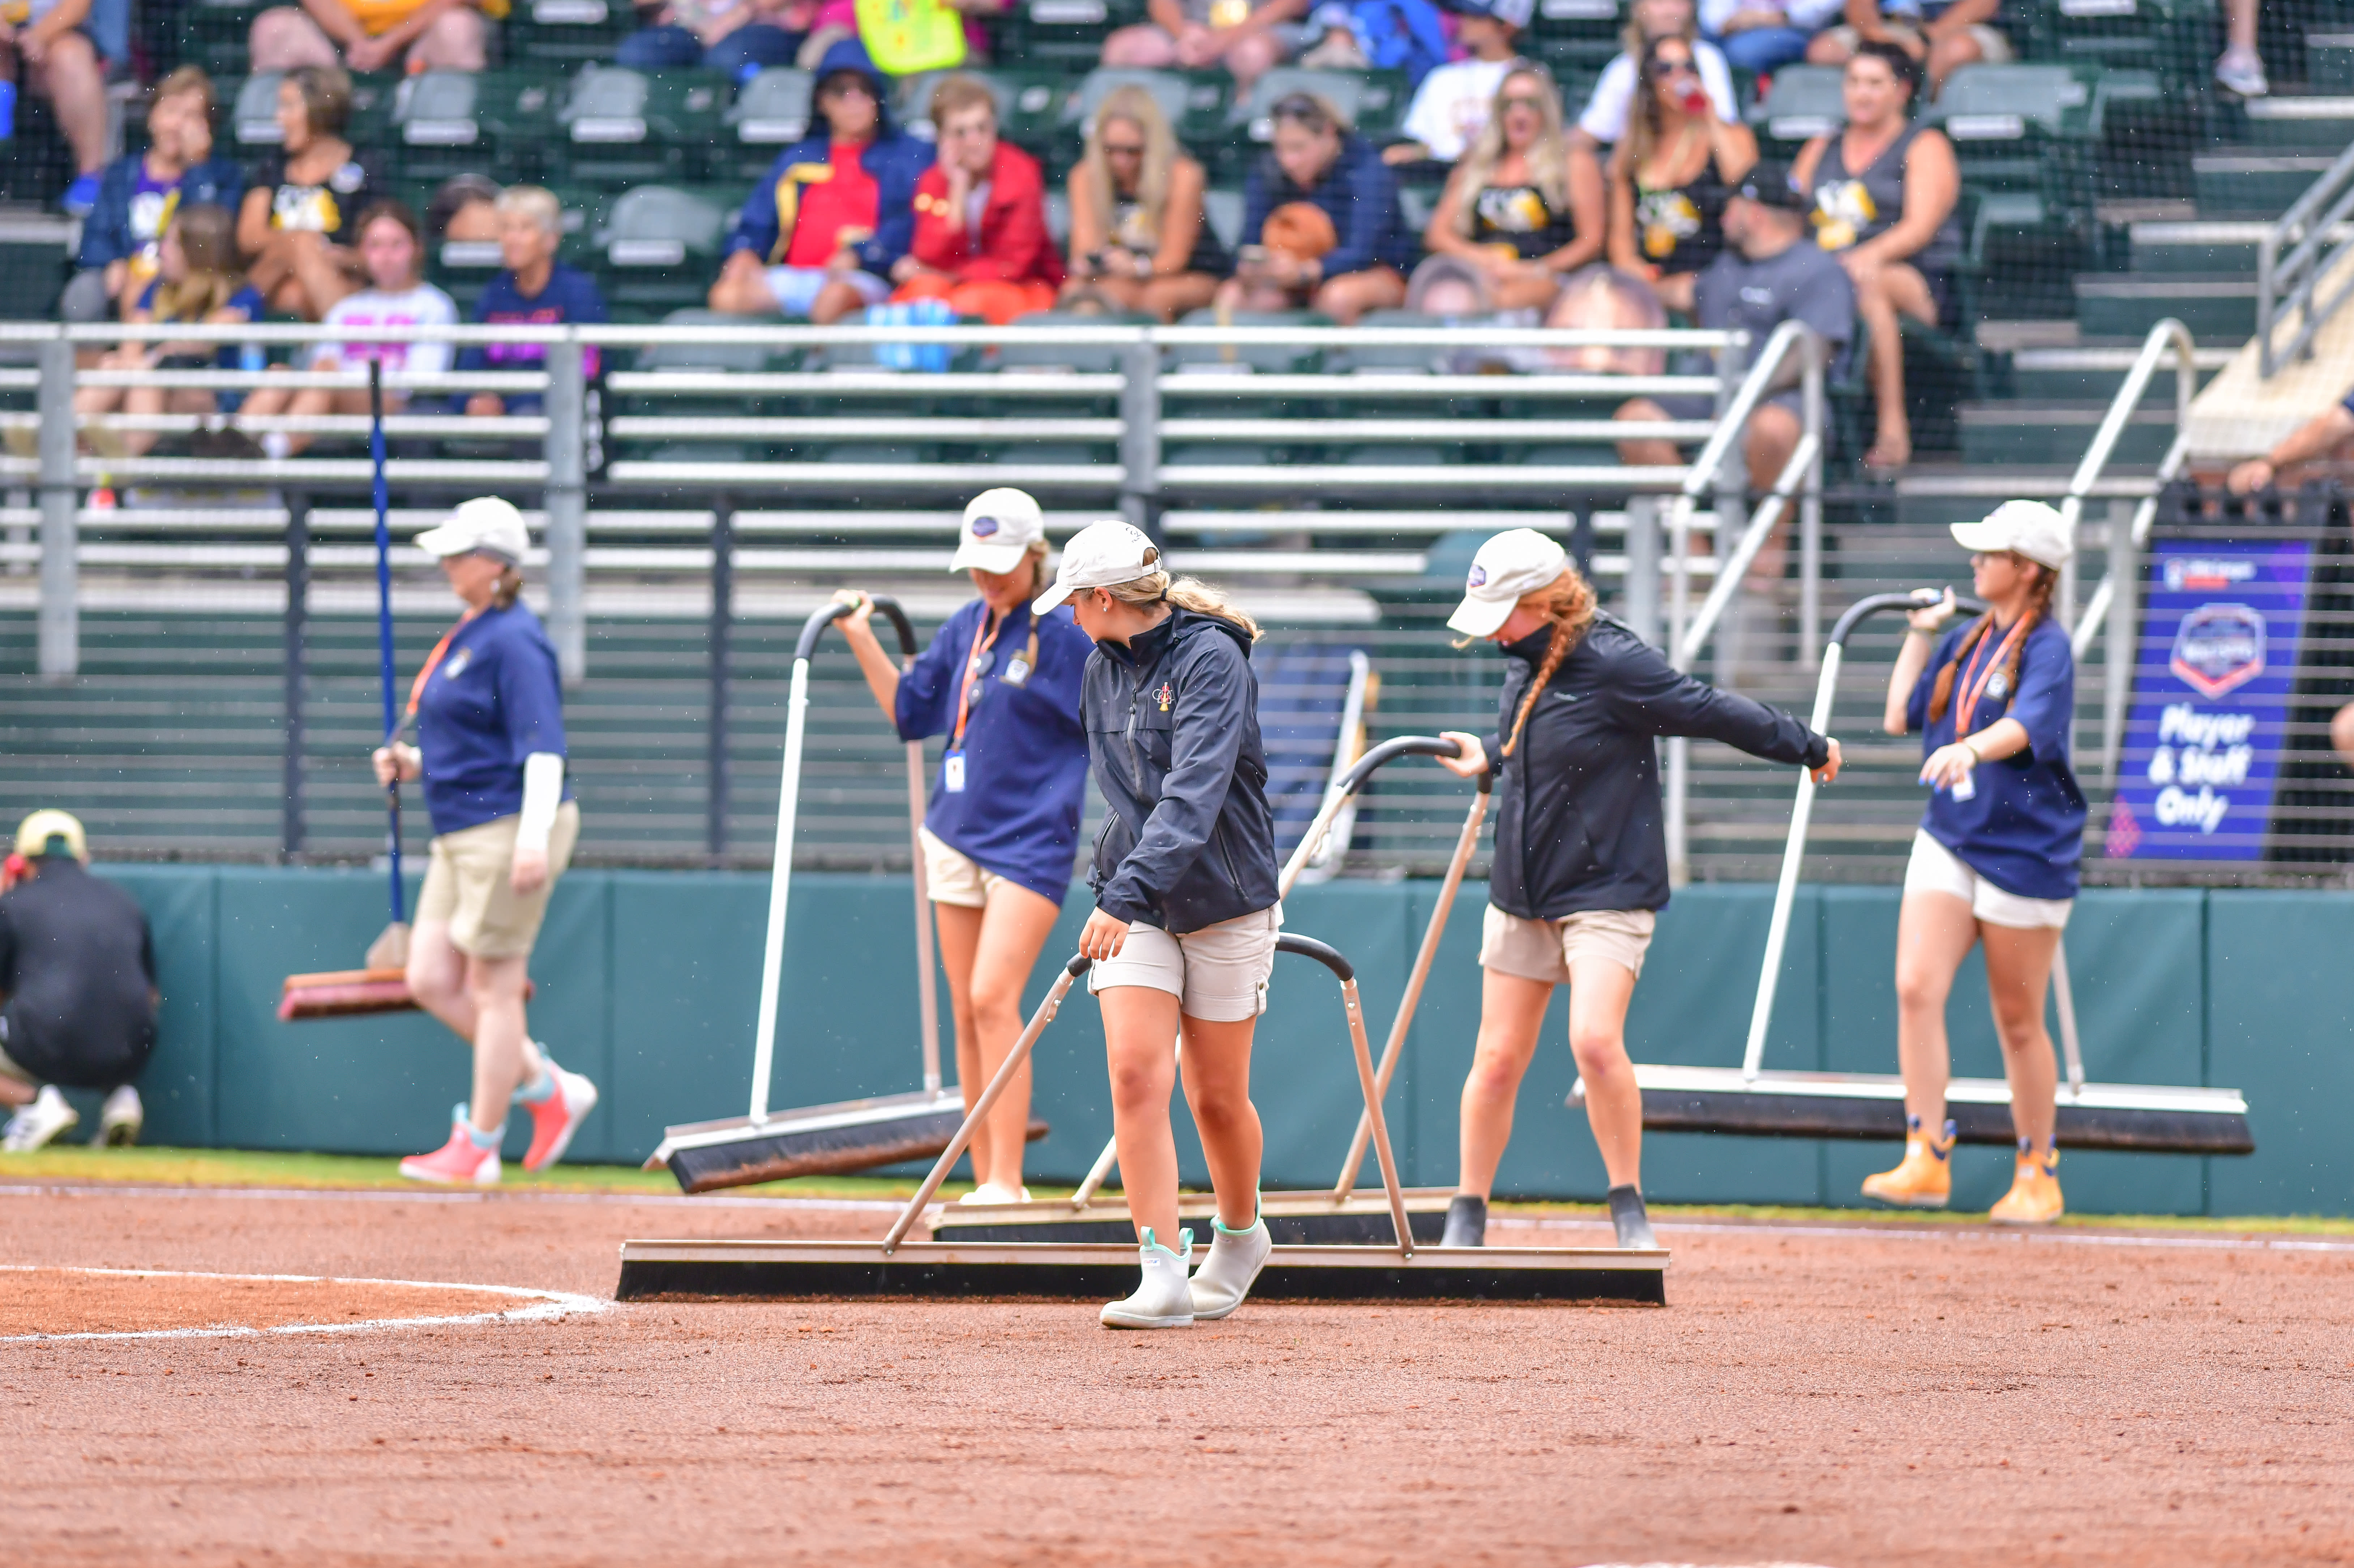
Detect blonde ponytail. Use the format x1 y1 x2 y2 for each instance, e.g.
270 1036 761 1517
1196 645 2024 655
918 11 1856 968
1100 552 1263 641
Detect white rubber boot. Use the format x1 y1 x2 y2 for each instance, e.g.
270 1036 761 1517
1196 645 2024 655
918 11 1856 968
1100 1227 1195 1329
1187 1211 1271 1321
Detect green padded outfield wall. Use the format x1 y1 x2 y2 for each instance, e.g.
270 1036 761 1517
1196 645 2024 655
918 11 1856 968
77 866 2354 1217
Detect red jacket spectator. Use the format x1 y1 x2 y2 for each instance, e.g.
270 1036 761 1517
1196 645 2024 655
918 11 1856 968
908 141 1065 288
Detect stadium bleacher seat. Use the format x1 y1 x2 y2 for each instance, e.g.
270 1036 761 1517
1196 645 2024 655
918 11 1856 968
512 0 639 65
1223 68 1409 175
590 184 733 318
1749 64 1846 154
721 68 812 183
998 0 1145 70
1057 67 1228 150
554 65 730 186
1527 0 1624 76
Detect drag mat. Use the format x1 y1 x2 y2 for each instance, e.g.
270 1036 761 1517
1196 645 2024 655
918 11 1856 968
4 1184 2351 1567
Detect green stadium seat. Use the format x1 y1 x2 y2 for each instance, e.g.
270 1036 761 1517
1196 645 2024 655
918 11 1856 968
1226 68 1409 152
896 69 1067 152
388 69 554 181
589 184 733 316
1749 64 1845 152
1527 0 1624 75
998 0 1144 70
1057 67 1225 147
1201 187 1244 251
227 72 284 147
512 0 640 65
553 65 731 186
718 68 812 184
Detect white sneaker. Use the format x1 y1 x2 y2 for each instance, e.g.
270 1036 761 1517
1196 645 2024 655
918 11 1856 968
1100 1227 1195 1329
4 1085 79 1152
958 1182 1032 1206
98 1086 142 1147
2215 48 2269 97
1187 1213 1271 1321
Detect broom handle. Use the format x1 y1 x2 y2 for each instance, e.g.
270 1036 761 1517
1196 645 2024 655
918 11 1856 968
369 359 403 927
1329 777 1486 1202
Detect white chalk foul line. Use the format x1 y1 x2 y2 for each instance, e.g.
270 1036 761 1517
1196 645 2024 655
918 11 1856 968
0 1264 611 1344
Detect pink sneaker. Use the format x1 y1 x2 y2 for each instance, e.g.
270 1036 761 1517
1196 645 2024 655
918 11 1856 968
521 1064 599 1172
399 1108 501 1186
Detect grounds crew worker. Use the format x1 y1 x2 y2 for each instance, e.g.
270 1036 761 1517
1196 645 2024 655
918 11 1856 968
1433 529 1842 1250
0 811 159 1152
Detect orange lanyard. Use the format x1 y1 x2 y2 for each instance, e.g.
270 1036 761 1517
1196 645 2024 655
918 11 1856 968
949 609 1008 751
401 618 468 731
1954 617 2027 739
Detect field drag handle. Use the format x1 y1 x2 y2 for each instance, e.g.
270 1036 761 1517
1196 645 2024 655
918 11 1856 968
1276 934 1415 1257
794 594 919 661
883 954 1091 1252
1280 734 1467 899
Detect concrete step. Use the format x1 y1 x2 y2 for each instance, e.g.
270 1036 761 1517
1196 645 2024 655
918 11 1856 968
2003 340 2231 401
2192 152 2338 218
2073 272 2256 340
2308 32 2354 95
1957 401 2178 467
2235 94 2354 150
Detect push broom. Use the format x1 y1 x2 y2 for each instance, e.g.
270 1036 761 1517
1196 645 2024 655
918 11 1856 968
280 360 419 1021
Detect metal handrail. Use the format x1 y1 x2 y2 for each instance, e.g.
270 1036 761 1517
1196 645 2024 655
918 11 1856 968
2256 138 2354 378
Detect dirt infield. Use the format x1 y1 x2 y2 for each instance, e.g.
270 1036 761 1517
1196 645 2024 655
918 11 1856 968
0 1267 548 1338
4 1184 2351 1567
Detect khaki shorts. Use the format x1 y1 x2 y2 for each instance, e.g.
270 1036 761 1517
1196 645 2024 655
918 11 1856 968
1902 829 2071 930
1820 20 2012 61
416 800 580 959
1479 903 1656 983
1088 904 1283 1023
920 825 1012 910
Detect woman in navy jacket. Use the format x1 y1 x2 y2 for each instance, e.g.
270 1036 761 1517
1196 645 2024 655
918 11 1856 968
1434 529 1841 1249
1865 501 2084 1225
1037 521 1281 1331
835 490 1091 1205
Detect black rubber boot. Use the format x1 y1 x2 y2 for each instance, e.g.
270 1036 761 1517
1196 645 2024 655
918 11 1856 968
1441 1193 1486 1247
1606 1184 1657 1250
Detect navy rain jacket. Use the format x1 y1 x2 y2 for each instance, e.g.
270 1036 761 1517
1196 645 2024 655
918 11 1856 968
1083 607 1280 935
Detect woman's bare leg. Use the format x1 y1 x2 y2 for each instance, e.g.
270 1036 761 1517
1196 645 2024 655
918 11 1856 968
1980 922 2062 1152
1563 953 1642 1188
406 918 546 1093
931 901 997 1182
1892 890 1978 1130
1101 983 1187 1242
964 882 1063 1191
1140 272 1218 322
465 951 532 1136
1455 968 1554 1199
1176 1012 1262 1230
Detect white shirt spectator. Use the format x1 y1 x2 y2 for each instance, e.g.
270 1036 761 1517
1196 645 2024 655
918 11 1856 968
308 284 460 376
1576 41 1739 142
1400 57 1517 162
1697 0 1842 33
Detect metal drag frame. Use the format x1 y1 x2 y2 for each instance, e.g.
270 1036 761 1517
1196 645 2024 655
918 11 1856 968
617 935 1666 1305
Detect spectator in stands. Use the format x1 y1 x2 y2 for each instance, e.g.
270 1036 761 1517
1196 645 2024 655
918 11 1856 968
1574 0 1735 149
1061 83 1229 322
2227 397 2354 497
708 40 931 321
1614 174 1852 583
234 201 456 459
1101 0 1306 91
459 186 608 418
1217 91 1411 324
67 67 244 323
1700 0 1840 73
73 204 264 460
1544 262 1668 375
0 812 157 1154
236 66 378 322
1804 0 2007 88
427 172 502 245
1421 63 1602 311
1383 0 1530 166
1605 34 1755 315
1792 41 1957 471
888 74 1062 324
2214 0 2265 98
0 0 127 214
249 0 496 75
617 0 810 74
1296 0 1447 82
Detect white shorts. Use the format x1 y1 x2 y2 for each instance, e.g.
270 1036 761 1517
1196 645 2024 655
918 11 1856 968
763 264 890 317
1902 829 2072 930
920 825 1011 910
1088 904 1283 1023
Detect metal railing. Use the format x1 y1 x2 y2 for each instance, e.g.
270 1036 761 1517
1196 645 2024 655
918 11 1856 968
2256 138 2354 378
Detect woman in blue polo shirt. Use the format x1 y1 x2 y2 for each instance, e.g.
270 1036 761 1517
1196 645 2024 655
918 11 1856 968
835 488 1092 1206
371 497 598 1186
1868 499 2085 1225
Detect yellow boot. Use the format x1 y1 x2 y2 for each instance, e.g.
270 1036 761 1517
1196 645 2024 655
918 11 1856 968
1989 1142 2063 1225
1861 1116 1955 1208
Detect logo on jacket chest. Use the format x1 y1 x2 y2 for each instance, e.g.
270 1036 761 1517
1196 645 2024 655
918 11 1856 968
443 648 474 681
1155 681 1172 712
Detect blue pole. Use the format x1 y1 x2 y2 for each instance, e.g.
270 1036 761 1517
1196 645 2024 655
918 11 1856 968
370 358 405 927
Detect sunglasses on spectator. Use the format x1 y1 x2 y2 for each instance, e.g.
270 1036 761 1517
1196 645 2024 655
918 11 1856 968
1648 56 1698 77
1103 139 1147 155
819 77 876 100
1500 93 1546 109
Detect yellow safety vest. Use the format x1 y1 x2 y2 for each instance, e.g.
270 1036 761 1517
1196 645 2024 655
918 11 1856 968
853 0 966 77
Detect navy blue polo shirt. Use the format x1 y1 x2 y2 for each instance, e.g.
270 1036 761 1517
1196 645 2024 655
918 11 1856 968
414 601 571 836
1906 613 2086 900
894 598 1091 905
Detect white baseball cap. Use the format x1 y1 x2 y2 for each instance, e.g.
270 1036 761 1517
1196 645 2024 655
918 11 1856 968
1951 499 2072 570
951 487 1046 575
1445 528 1570 638
1033 519 1160 614
415 496 530 563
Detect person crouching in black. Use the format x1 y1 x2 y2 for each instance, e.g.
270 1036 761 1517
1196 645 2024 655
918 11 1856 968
0 811 158 1151
1431 530 1841 1249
